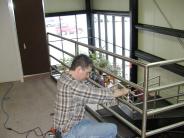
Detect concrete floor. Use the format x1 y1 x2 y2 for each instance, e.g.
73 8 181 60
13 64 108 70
0 75 139 138
0 76 57 138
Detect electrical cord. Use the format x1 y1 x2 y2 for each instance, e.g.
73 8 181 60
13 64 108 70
1 82 50 138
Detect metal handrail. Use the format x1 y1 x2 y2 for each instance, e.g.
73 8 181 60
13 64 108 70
47 33 146 67
117 98 143 114
149 81 184 92
95 66 143 91
147 102 184 116
138 75 160 86
147 58 184 67
146 121 184 137
49 41 142 92
135 92 184 106
47 33 184 138
100 104 142 135
129 75 160 100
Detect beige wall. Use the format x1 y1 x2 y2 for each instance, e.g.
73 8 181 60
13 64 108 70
91 0 129 11
139 0 184 29
44 0 129 13
138 0 184 60
44 0 85 13
0 0 23 82
137 0 184 103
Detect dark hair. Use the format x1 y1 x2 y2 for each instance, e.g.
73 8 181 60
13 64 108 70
70 54 93 70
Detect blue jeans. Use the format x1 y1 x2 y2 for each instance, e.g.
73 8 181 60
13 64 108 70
62 119 117 138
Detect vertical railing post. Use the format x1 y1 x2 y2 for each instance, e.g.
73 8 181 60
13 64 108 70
75 43 79 56
177 86 180 103
141 66 149 138
158 76 161 96
46 33 52 76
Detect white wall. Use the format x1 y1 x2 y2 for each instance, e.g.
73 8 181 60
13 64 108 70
91 0 129 11
44 0 85 13
0 0 23 83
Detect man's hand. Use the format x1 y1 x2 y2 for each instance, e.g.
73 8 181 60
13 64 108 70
113 87 129 98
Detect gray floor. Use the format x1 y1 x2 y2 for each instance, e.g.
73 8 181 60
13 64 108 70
0 76 139 138
0 76 57 138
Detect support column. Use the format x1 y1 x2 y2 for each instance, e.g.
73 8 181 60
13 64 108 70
129 0 138 83
86 0 94 46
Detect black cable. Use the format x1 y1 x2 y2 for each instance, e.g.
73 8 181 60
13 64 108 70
1 82 50 138
1 82 14 130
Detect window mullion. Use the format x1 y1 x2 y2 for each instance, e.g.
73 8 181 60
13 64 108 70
104 15 108 60
112 16 116 67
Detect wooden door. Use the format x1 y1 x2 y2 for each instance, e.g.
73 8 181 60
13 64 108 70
13 0 50 75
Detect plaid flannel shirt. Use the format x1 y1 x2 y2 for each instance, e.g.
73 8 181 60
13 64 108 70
53 72 114 133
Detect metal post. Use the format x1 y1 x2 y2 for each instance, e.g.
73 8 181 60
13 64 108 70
75 43 78 56
129 0 138 83
177 85 180 103
157 75 161 96
141 66 149 138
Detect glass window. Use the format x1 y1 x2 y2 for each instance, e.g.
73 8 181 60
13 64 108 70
115 16 122 55
108 43 113 53
45 14 87 41
94 14 99 48
124 17 130 54
93 13 130 80
116 58 123 77
95 37 99 48
76 14 88 44
124 17 130 80
49 46 63 65
46 14 88 66
62 41 75 55
60 15 77 38
108 55 114 65
46 13 131 81
45 17 61 41
76 14 88 54
100 15 105 49
78 45 89 55
107 15 113 56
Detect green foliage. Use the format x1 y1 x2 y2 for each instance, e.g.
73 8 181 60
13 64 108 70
58 57 73 71
90 52 108 68
106 64 121 77
63 57 72 67
90 52 121 77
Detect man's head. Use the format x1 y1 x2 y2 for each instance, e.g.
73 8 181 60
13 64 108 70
69 54 93 81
